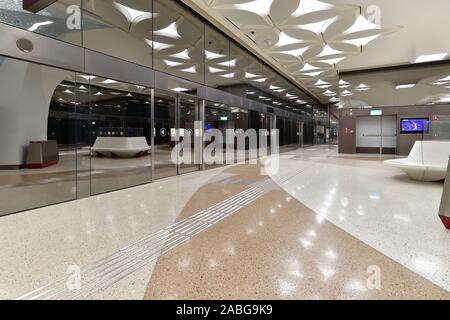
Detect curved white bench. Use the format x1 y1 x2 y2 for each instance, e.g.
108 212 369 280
384 141 450 182
91 137 150 158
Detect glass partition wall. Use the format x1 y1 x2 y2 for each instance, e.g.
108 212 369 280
0 0 315 216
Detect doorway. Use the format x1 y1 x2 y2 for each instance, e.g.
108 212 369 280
356 115 397 154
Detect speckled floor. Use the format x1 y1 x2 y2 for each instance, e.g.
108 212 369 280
1 145 449 299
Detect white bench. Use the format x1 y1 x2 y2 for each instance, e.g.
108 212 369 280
384 141 450 182
91 137 150 158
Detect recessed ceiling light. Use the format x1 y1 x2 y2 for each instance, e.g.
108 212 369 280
113 2 155 24
292 0 333 17
317 45 345 58
154 22 181 39
205 50 225 60
64 89 74 94
296 99 307 104
245 72 261 78
94 91 104 96
234 0 274 17
396 84 416 89
275 32 304 47
80 75 96 81
314 79 329 86
179 66 197 73
169 49 191 60
28 21 53 32
218 73 235 78
436 76 450 82
163 60 183 67
323 90 336 96
208 66 226 73
171 87 189 92
143 39 172 50
217 59 237 67
344 15 380 35
101 79 118 84
414 53 448 63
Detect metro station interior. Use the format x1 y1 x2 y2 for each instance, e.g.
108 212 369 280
0 0 449 301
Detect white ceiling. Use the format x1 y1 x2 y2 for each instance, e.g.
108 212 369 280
182 0 450 103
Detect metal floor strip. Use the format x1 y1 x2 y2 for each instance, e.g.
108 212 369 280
17 165 312 300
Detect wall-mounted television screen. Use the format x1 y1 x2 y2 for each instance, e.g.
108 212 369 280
400 118 429 134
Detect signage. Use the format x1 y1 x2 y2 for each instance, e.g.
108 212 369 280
220 116 228 121
23 0 58 13
370 109 383 116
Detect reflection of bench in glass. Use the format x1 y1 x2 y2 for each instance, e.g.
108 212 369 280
384 141 450 182
92 137 150 158
26 141 59 169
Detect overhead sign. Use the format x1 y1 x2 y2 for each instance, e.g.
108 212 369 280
370 109 383 116
23 0 58 13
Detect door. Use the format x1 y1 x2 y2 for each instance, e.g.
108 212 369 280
154 90 177 180
381 116 397 154
356 116 382 153
178 96 200 174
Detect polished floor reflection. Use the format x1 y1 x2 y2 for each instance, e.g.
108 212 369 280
1 146 450 299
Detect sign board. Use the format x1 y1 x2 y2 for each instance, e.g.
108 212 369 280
370 109 383 116
220 116 228 121
23 0 58 13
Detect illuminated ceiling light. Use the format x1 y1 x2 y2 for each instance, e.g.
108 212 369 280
101 79 118 84
396 84 416 89
317 45 345 58
233 0 274 17
339 80 349 85
323 90 336 96
113 2 155 24
58 98 64 102
300 70 323 77
79 85 87 90
64 89 74 94
80 75 96 81
154 21 181 39
94 91 104 96
269 85 283 90
218 73 235 78
171 87 189 92
205 50 225 60
179 66 197 73
279 46 310 58
330 97 339 102
208 66 226 73
275 32 304 47
217 59 237 67
341 90 353 96
135 85 145 90
414 53 448 63
169 49 190 60
356 83 369 91
27 20 53 32
432 81 449 86
286 93 298 99
273 101 283 105
436 76 450 82
316 56 346 65
126 93 132 97
292 0 333 17
339 84 350 88
245 72 261 78
314 79 329 86
300 63 321 72
343 34 381 47
273 88 286 92
143 39 173 50
344 14 380 35
246 91 256 95
163 59 183 67
296 99 307 104
252 78 267 82
316 84 332 89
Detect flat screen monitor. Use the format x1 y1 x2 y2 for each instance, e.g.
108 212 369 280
400 118 429 134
